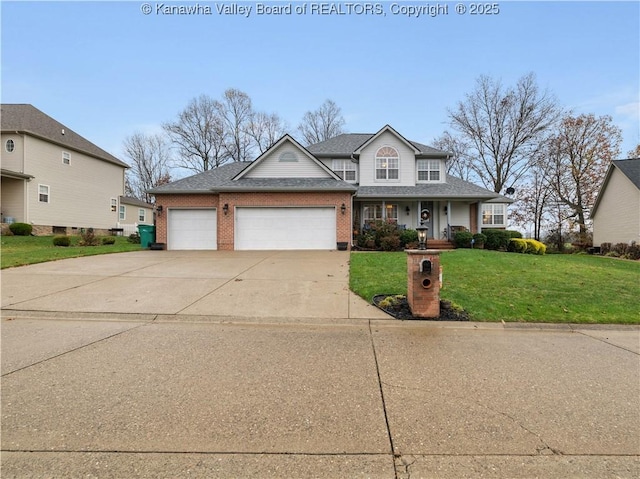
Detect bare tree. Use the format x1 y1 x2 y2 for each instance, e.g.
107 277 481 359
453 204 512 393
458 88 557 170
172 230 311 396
215 88 254 162
297 99 346 145
448 72 560 193
123 132 172 203
628 144 640 158
509 162 553 240
247 111 289 154
545 113 622 239
431 131 476 182
163 95 228 172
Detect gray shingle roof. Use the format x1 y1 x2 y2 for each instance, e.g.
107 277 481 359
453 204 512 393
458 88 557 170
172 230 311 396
148 162 357 194
120 196 154 208
614 158 640 189
307 133 450 158
1 104 128 168
356 176 513 202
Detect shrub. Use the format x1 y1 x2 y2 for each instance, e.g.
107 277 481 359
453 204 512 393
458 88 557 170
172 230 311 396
52 235 71 247
507 230 523 239
472 233 487 246
508 238 527 253
380 235 401 251
9 222 32 236
128 233 141 244
482 229 511 250
355 221 402 250
79 228 100 246
399 229 418 247
101 236 116 245
605 242 640 260
453 231 473 248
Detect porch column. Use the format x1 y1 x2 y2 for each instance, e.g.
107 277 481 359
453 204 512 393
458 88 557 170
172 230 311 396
446 200 452 240
382 200 386 221
477 201 483 234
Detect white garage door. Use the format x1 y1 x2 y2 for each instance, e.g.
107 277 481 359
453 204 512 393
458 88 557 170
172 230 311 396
168 209 217 250
235 207 336 250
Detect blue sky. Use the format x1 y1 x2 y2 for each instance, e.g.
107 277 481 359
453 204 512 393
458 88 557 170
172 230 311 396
2 1 639 173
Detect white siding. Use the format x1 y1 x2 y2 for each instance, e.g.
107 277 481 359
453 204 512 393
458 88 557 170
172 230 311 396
23 136 125 229
449 202 471 230
358 130 418 187
0 178 26 222
0 134 25 172
593 168 640 246
244 141 330 178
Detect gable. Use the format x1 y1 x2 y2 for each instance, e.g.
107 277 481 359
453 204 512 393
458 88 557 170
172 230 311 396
237 136 337 179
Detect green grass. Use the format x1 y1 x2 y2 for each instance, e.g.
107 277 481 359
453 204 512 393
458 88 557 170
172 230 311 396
350 250 640 324
1 235 142 269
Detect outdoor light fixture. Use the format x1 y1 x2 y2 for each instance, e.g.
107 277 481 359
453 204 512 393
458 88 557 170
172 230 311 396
416 224 428 250
405 206 410 215
341 203 346 215
156 205 163 216
223 203 229 215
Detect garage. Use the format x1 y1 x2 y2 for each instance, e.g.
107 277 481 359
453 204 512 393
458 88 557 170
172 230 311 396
235 207 336 250
168 209 217 250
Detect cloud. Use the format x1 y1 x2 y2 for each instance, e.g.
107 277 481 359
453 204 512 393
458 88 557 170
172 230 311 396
615 101 640 120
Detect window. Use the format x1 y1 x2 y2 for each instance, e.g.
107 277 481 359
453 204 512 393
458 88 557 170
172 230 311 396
111 198 117 212
138 209 146 222
417 160 441 182
62 152 70 165
482 204 506 226
332 159 357 182
279 151 298 162
363 204 398 223
119 205 126 221
375 147 399 180
38 184 50 203
5 139 15 152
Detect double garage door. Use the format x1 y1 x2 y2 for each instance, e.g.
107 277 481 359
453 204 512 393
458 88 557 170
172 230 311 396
168 207 336 250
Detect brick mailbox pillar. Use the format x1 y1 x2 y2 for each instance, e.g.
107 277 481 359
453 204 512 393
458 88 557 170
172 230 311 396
406 250 441 318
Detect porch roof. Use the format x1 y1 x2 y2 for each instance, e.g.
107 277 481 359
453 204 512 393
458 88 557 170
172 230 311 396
355 176 513 202
1 168 34 181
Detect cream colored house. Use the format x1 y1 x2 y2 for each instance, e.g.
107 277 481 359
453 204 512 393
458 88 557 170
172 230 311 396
592 158 640 246
117 196 154 235
1 104 129 234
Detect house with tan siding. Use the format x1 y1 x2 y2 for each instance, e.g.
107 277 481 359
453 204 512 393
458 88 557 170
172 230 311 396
1 104 129 235
149 126 512 251
592 158 640 247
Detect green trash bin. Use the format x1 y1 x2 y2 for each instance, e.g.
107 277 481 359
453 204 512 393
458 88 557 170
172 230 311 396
137 224 156 249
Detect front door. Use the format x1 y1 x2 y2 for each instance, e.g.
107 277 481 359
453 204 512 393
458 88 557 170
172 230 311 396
419 201 434 238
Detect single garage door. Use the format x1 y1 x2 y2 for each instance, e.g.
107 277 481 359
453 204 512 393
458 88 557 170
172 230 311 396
235 207 336 250
168 209 217 250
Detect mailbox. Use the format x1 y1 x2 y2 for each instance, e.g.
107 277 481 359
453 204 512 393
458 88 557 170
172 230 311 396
420 259 432 274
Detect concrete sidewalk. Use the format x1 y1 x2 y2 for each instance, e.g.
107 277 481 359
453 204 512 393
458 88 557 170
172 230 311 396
1 314 639 478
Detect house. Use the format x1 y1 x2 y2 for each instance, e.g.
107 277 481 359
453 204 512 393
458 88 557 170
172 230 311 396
149 125 511 250
1 104 129 235
117 196 155 235
592 158 640 247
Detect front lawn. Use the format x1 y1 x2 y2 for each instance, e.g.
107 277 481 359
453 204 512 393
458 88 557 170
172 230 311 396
350 250 640 324
1 235 142 269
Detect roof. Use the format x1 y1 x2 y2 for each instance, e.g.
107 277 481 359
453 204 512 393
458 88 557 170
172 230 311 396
356 175 513 202
120 196 154 208
307 129 451 158
1 104 128 168
592 158 640 216
148 161 357 194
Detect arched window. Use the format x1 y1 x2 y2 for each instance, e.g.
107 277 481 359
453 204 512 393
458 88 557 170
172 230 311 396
375 146 399 180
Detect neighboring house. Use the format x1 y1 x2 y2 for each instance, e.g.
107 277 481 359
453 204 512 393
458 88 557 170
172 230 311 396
1 104 129 234
117 196 155 235
149 125 512 250
592 158 640 247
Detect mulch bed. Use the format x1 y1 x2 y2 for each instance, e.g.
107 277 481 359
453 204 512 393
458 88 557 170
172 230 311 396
372 294 470 321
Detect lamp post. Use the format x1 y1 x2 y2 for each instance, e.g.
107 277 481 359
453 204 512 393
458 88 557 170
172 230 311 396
416 223 428 250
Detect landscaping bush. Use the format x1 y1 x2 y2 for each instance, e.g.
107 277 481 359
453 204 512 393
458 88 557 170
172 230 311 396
128 233 141 244
508 238 527 253
472 233 487 247
482 229 511 250
355 221 402 251
507 238 546 255
453 231 473 248
101 236 116 245
605 242 640 260
507 230 523 239
399 229 418 248
380 235 401 251
9 222 32 236
79 228 100 246
52 235 71 247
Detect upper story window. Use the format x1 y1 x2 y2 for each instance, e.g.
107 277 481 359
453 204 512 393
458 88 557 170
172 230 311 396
119 205 126 221
138 209 146 222
39 184 50 203
375 146 399 181
279 151 298 162
62 152 71 165
417 159 441 182
482 204 506 226
332 159 357 183
111 198 117 212
5 139 15 152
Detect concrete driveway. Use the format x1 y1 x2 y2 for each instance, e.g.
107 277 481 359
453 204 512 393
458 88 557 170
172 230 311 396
1 250 388 320
1 251 639 478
